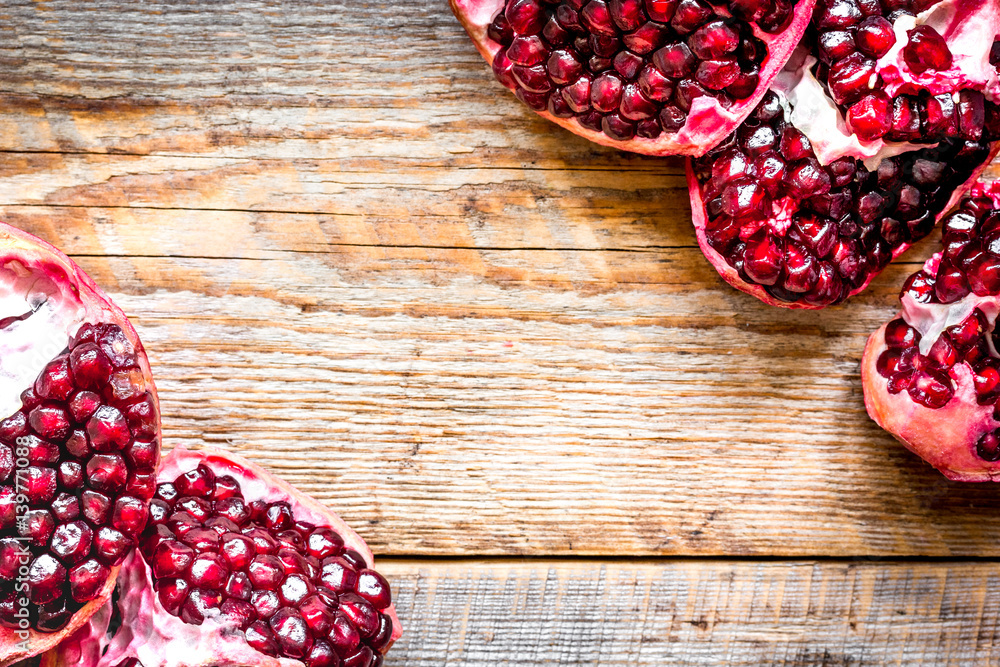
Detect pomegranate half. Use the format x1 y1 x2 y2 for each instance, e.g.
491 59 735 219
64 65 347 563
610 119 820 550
40 446 402 667
862 181 1000 482
0 223 159 665
688 0 1000 308
450 0 817 155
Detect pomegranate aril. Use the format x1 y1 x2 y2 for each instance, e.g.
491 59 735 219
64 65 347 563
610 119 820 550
68 559 110 603
94 526 132 565
220 598 257 630
977 430 1000 462
848 92 891 141
181 589 223 625
904 25 953 74
189 553 231 590
20 509 55 546
249 554 286 589
817 30 855 64
245 619 282 657
28 554 67 604
828 53 876 106
343 646 375 667
854 16 895 58
339 592 381 638
306 641 340 667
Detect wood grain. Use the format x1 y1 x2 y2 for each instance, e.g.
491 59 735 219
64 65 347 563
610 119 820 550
3 1 1000 559
6 1 1000 664
382 559 1000 666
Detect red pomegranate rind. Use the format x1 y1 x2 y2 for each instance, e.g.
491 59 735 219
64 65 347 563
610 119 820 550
862 181 1000 482
0 223 159 666
42 446 401 667
450 0 817 156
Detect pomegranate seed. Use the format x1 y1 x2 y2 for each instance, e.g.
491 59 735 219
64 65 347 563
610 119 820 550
28 554 67 604
320 556 360 593
51 521 94 565
181 589 223 625
68 559 110 603
816 0 863 30
688 20 739 59
94 526 132 565
907 369 954 409
87 405 131 451
252 589 282 619
189 553 231 590
226 571 254 600
249 554 286 589
152 539 195 578
339 592 380 638
156 578 191 616
279 573 315 606
977 430 1000 461
356 569 393 610
20 509 55 546
904 25 953 74
652 42 696 78
848 92 891 141
220 599 257 630
854 16 895 58
246 619 282 657
828 53 876 106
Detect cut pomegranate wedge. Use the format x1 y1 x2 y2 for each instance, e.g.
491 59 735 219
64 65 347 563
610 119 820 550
40 446 401 667
0 224 159 665
862 181 1000 482
450 0 817 155
688 0 1000 308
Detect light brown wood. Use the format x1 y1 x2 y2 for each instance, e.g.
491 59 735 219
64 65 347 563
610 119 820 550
5 1 1000 664
382 558 1000 666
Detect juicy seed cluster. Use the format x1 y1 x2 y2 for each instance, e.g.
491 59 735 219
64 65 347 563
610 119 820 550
812 0 1000 142
693 90 996 306
883 198 1000 462
142 464 394 667
488 0 799 141
0 323 157 633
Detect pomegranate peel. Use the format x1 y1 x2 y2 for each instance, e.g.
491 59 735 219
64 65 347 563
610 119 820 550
41 446 401 667
450 0 817 155
0 223 159 665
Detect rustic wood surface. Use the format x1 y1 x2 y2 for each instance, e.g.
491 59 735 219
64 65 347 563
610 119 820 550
3 0 1000 664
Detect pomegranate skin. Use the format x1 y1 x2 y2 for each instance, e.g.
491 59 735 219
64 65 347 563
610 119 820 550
862 182 1000 481
449 0 817 156
39 446 402 667
0 223 159 666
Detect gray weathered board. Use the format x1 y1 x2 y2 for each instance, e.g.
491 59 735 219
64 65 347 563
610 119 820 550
2 0 999 664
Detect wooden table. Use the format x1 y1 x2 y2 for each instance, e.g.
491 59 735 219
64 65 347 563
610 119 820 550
3 1 1000 665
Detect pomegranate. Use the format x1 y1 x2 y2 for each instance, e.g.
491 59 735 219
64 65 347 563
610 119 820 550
689 0 1000 308
0 224 159 665
861 181 1000 481
40 446 401 667
450 0 817 155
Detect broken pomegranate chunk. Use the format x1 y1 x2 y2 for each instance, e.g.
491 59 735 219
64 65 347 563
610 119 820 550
450 0 817 154
0 223 159 665
39 447 401 667
863 181 1000 481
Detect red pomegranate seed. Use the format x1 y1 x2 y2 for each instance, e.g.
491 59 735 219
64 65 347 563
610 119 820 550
903 25 953 74
854 16 895 58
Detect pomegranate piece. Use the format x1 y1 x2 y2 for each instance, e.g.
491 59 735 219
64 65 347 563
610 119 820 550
450 0 817 155
688 0 1000 310
0 223 160 664
862 182 1000 482
39 447 401 667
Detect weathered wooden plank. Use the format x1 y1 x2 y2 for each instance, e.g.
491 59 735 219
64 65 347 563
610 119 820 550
0 203 989 558
381 559 1000 666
